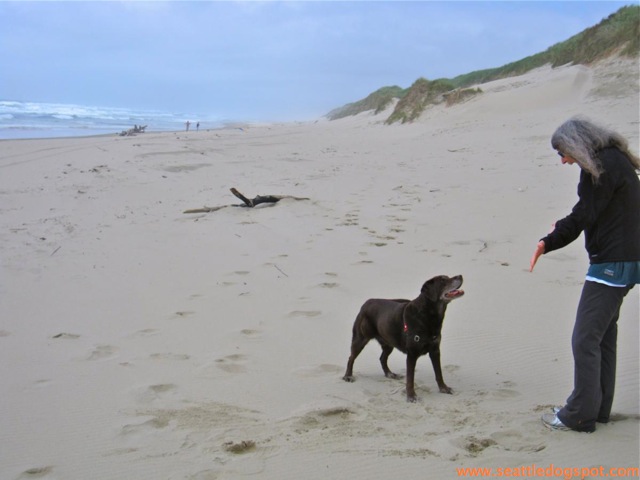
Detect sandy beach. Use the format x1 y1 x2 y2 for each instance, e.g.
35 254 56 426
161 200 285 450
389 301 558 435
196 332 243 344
1 57 638 479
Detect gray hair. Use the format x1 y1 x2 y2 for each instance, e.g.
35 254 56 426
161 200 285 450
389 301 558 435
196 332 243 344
551 116 640 181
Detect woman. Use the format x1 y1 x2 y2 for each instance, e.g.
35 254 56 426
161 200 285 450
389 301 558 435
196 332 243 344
530 116 640 433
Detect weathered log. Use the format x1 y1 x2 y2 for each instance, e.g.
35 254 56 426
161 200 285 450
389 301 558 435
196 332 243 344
119 124 148 136
230 188 296 207
183 188 309 214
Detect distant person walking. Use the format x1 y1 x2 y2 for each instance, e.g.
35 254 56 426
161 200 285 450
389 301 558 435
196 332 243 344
530 116 640 433
186 121 191 132
197 122 200 131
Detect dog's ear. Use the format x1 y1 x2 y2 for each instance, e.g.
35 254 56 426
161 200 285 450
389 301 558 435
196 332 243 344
421 276 445 302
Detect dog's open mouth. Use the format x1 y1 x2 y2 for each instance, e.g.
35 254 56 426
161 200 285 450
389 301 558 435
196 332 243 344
444 289 464 299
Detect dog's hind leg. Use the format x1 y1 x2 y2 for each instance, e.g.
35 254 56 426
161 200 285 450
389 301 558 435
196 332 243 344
343 336 369 382
379 343 401 379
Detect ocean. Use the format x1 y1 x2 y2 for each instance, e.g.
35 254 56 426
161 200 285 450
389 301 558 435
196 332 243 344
0 100 223 140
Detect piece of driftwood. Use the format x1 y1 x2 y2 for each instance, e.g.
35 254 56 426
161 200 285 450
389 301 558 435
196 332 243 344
119 125 147 136
183 188 309 214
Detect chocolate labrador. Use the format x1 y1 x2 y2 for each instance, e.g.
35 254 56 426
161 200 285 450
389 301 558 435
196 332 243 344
342 275 464 402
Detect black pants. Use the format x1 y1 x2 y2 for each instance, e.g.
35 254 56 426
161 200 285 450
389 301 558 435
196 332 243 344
558 281 633 432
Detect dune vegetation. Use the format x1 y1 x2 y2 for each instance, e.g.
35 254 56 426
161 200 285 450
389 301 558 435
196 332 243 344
327 5 639 123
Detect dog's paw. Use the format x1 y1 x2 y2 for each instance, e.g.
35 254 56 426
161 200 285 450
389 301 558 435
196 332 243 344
406 395 419 403
439 385 454 394
342 375 356 383
385 372 403 380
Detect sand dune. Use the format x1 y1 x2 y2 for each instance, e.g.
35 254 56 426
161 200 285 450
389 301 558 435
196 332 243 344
1 57 638 479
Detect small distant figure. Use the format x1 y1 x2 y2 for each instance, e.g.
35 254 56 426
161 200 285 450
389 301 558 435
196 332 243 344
186 121 191 131
196 122 200 131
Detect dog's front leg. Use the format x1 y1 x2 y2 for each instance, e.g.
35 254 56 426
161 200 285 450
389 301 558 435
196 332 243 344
405 354 419 402
429 348 453 394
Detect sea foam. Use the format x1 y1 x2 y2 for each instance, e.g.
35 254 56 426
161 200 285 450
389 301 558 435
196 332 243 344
0 100 221 139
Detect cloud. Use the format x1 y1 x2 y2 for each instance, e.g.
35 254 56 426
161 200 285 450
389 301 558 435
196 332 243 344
0 1 631 120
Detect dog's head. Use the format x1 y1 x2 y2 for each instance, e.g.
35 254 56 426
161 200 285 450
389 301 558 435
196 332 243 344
420 275 464 303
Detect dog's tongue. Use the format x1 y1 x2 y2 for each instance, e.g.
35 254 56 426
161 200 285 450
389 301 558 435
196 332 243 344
446 289 464 298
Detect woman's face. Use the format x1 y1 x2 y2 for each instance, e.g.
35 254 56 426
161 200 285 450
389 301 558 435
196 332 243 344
557 151 576 165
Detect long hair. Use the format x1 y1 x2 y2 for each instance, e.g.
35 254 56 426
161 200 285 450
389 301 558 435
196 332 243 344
551 116 640 181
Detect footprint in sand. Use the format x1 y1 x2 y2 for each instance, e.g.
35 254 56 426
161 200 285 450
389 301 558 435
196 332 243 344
86 345 118 361
149 383 177 394
453 435 497 457
338 212 359 227
240 329 262 339
490 429 546 453
216 354 248 373
374 233 396 241
174 311 196 318
492 381 520 399
223 440 256 454
31 379 53 389
131 328 159 337
120 416 170 436
196 356 248 377
18 466 55 478
51 332 80 339
104 447 139 457
150 353 191 361
292 407 358 430
133 383 178 404
492 389 520 399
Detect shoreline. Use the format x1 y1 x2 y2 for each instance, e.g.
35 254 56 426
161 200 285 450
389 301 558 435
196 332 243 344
0 121 276 142
0 127 208 142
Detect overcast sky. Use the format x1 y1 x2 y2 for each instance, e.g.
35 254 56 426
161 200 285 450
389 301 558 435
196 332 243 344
0 1 634 122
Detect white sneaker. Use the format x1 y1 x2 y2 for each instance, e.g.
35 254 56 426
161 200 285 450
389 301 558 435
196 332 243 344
541 413 570 431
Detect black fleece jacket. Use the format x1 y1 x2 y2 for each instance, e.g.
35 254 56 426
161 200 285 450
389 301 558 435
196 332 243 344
541 147 640 264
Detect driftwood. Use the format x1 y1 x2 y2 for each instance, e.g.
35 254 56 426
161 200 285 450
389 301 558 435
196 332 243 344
119 125 147 136
183 188 309 214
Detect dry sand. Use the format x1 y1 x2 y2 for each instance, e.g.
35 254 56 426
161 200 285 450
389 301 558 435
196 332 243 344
1 57 638 479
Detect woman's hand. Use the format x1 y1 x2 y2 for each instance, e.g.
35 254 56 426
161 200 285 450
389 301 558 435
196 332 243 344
529 240 545 272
